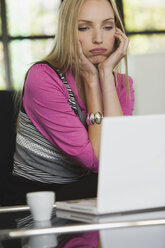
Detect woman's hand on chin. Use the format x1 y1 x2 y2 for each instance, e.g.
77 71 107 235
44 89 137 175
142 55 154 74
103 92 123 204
98 28 129 74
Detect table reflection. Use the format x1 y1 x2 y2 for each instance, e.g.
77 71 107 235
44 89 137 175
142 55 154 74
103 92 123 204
0 207 165 248
20 223 165 248
22 231 100 248
99 224 165 248
16 212 100 247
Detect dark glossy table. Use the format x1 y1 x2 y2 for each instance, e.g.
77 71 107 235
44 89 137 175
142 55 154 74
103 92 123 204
0 205 165 247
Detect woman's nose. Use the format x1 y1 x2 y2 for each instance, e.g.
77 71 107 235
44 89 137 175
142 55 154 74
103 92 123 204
92 29 103 44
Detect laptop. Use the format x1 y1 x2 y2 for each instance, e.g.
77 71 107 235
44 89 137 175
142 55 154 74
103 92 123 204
56 114 165 215
56 208 165 224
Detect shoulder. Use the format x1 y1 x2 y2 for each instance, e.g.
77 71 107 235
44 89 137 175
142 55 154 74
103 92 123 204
27 63 62 84
115 72 134 102
25 63 68 95
115 72 133 87
115 73 134 115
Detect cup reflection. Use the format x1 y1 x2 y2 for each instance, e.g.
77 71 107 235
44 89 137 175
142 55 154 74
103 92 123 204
25 220 57 248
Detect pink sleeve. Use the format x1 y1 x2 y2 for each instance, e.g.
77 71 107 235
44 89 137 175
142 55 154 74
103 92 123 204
23 64 98 173
117 74 135 116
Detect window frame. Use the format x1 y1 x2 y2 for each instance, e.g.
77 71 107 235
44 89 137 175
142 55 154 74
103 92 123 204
0 0 165 89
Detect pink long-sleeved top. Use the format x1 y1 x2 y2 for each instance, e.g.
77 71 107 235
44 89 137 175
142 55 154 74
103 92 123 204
23 63 134 173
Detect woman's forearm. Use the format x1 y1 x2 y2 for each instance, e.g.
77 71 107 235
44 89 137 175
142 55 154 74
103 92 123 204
84 78 103 160
99 70 123 116
84 71 123 160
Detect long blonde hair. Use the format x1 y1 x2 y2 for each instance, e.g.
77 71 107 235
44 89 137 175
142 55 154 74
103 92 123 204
44 0 129 93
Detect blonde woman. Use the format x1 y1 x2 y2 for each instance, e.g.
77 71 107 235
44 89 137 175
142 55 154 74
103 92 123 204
5 0 134 205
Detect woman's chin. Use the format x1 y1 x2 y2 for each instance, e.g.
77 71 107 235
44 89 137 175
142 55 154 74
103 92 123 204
89 55 107 65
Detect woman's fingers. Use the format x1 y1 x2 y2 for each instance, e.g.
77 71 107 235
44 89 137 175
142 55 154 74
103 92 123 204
115 28 129 57
98 28 129 71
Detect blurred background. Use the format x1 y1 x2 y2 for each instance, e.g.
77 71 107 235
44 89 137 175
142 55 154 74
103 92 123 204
0 0 165 115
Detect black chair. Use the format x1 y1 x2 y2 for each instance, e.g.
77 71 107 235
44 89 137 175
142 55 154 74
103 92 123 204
0 90 17 204
0 91 98 205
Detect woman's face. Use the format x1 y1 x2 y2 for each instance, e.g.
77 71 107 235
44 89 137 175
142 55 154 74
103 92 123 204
78 0 116 65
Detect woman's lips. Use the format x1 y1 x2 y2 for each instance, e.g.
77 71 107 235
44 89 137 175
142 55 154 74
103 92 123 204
89 48 107 55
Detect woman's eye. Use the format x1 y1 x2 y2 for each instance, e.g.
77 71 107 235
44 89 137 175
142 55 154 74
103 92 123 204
104 26 113 30
78 27 89 31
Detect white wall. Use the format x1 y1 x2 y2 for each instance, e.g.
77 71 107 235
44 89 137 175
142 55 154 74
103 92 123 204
127 54 165 115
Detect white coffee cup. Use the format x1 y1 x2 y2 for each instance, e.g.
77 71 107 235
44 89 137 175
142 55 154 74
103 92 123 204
26 191 55 221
